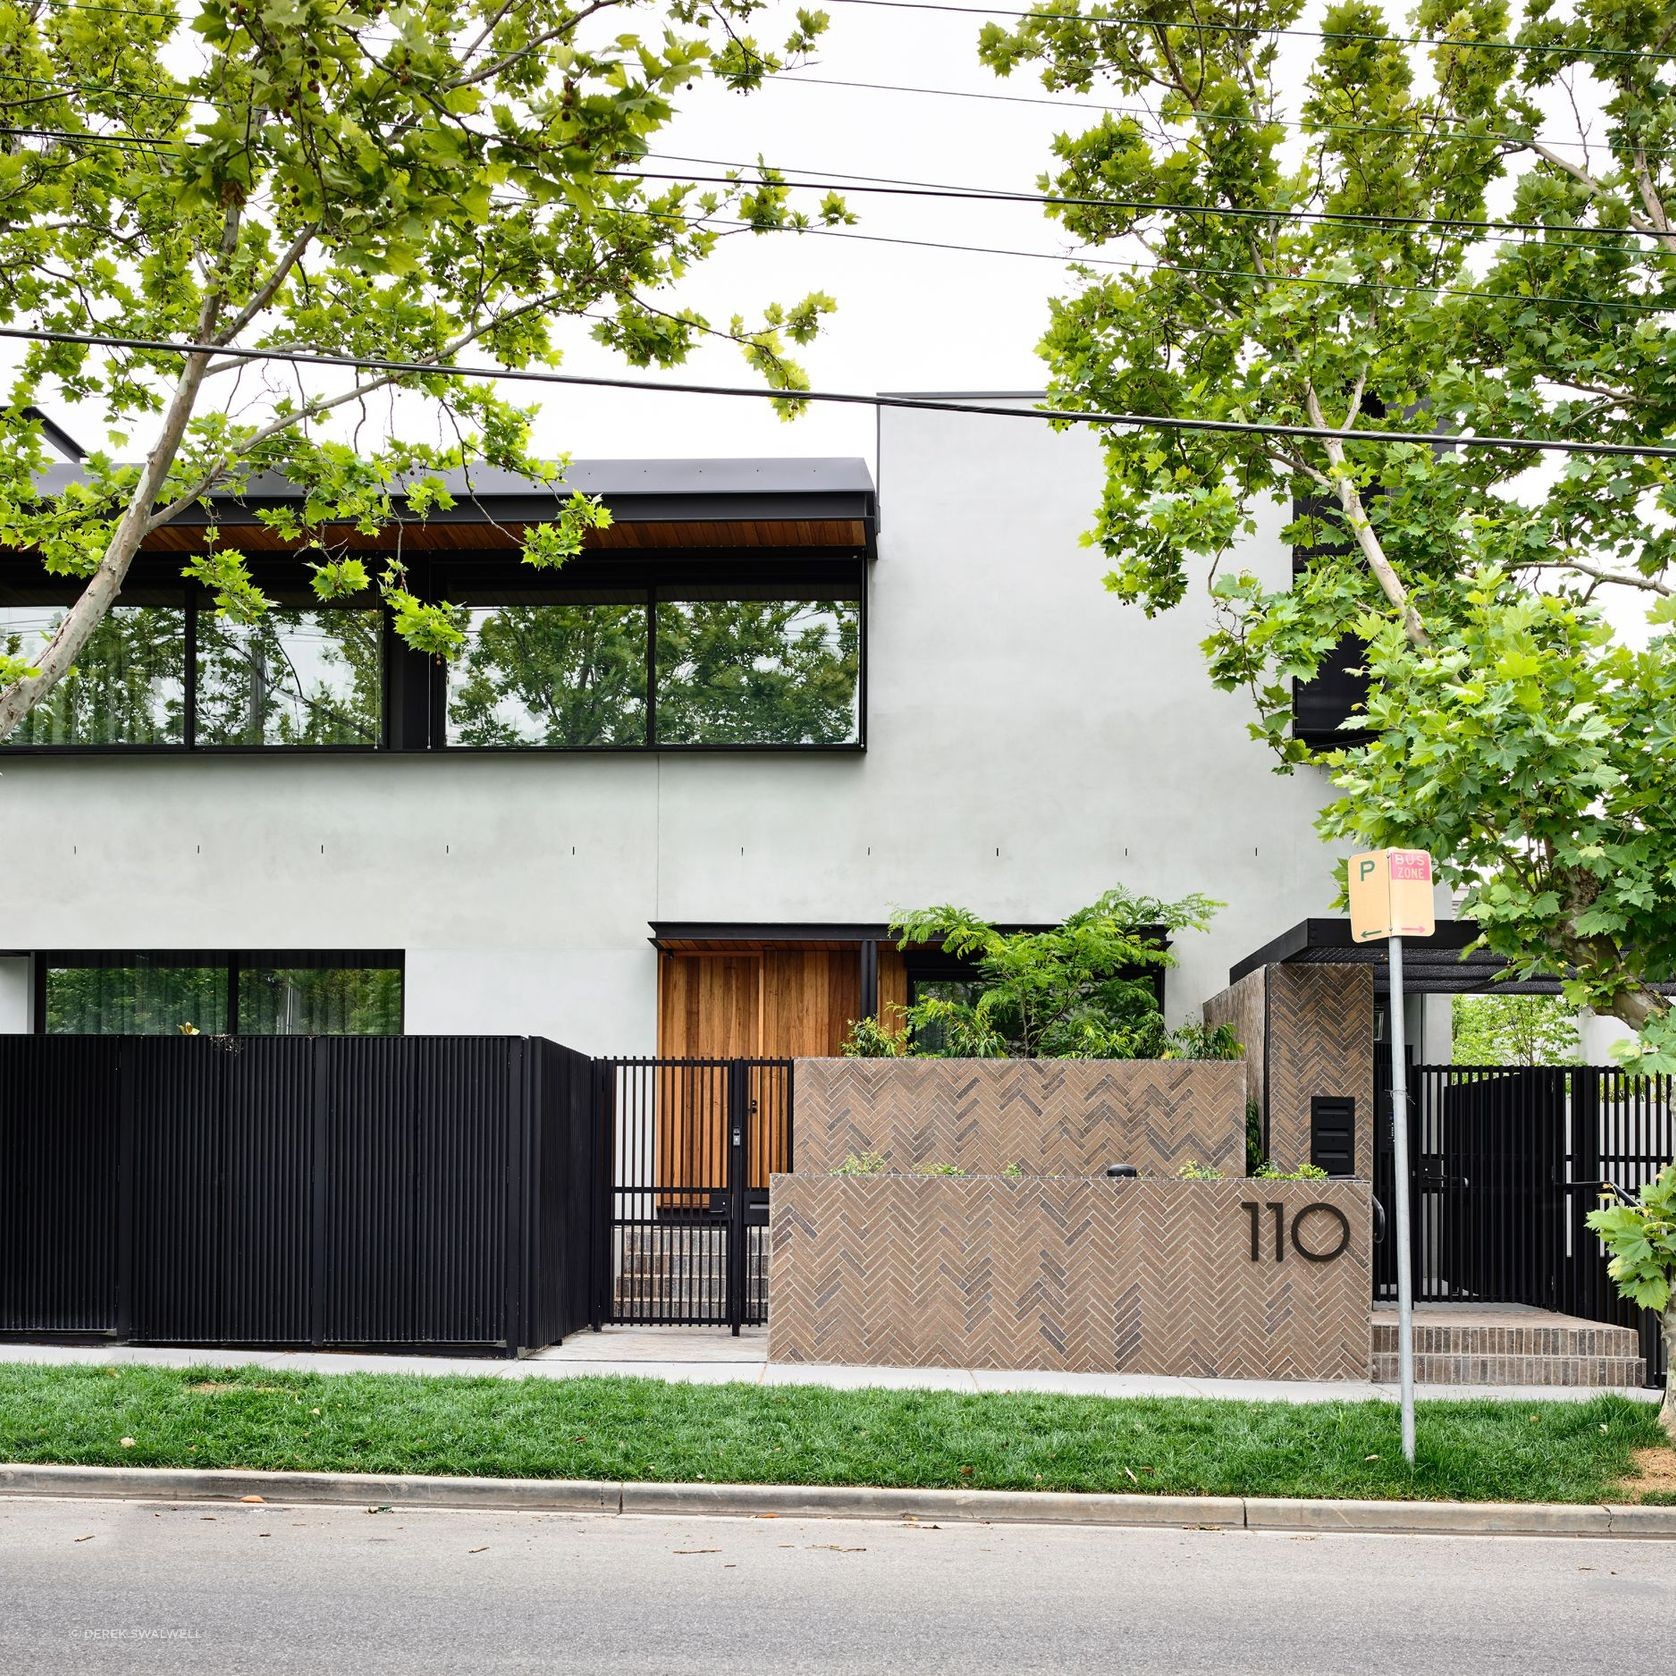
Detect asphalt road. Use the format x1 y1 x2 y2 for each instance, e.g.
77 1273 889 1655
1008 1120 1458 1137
1 1494 1671 1675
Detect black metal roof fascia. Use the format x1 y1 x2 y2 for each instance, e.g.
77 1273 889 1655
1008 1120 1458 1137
30 457 876 524
649 920 1163 947
20 407 86 462
1229 916 1480 984
1231 915 1676 996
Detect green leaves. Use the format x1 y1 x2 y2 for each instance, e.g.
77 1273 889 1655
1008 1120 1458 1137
1586 1167 1676 1315
885 887 1233 1061
0 1 844 738
998 0 1676 1060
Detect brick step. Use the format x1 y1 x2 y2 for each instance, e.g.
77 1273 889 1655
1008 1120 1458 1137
1371 1352 1646 1387
1371 1321 1641 1359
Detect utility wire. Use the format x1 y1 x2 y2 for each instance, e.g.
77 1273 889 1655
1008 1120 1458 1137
46 0 1676 63
635 204 1676 315
631 159 1676 247
820 0 1676 66
765 72 1673 159
2 322 1673 459
3 113 1670 272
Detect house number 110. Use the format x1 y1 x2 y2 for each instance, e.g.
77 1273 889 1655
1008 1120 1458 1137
1240 1200 1351 1264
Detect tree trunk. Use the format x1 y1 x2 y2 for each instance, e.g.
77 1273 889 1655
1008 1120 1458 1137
0 201 243 742
1662 1304 1676 1444
1602 983 1669 1036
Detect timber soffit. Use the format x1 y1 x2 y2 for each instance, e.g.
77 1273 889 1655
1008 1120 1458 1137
24 456 880 558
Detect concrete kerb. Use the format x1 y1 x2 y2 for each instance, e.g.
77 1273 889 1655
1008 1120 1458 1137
3 1463 1674 1539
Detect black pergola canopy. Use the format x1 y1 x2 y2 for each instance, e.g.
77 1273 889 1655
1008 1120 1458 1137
1229 917 1676 998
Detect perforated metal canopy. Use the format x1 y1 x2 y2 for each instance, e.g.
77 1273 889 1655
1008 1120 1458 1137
1229 918 1676 997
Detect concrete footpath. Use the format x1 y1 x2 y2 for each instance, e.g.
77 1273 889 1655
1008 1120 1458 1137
3 1461 1675 1541
0 1327 1660 1405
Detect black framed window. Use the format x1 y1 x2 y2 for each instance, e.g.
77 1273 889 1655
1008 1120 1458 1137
3 555 867 753
653 589 861 746
196 606 383 747
36 951 404 1036
445 596 648 747
0 596 187 746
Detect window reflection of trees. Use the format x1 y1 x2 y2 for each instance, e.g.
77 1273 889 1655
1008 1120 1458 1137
3 590 864 750
448 603 648 747
0 605 186 745
655 598 860 745
196 609 383 746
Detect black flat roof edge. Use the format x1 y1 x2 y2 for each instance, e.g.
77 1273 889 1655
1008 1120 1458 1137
650 920 1164 946
1229 917 1482 984
1229 916 1676 995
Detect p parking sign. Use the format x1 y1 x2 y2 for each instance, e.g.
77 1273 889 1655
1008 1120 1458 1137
1348 848 1436 942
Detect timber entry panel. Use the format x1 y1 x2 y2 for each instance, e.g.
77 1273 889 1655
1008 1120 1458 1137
600 1057 791 1330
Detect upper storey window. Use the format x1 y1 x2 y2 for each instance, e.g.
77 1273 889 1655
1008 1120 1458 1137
446 597 650 748
1 599 187 746
196 606 384 747
2 562 865 753
654 593 860 747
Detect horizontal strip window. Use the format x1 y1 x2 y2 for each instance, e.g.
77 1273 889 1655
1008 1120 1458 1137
34 950 404 1036
1 588 383 751
3 558 866 753
438 578 863 751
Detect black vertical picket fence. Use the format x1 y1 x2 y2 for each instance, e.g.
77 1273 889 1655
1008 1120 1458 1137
0 1035 597 1354
598 1058 792 1332
1375 1054 1673 1387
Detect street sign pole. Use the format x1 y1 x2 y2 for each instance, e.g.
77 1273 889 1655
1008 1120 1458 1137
1350 844 1432 1467
1387 933 1417 1464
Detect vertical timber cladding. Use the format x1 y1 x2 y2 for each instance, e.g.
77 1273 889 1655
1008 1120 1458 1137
769 1176 1372 1379
655 947 860 1193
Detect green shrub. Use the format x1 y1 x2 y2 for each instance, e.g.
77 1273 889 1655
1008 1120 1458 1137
1176 1160 1224 1180
1255 1162 1330 1181
843 887 1242 1062
839 1012 909 1058
832 1151 889 1177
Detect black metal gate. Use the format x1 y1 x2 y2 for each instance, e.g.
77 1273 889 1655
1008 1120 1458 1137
598 1058 792 1331
1375 1056 1673 1385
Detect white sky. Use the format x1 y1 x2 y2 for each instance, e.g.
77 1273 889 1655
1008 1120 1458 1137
494 4 1085 466
30 3 1632 490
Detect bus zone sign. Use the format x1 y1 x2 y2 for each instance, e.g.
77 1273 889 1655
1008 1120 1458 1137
1347 849 1436 943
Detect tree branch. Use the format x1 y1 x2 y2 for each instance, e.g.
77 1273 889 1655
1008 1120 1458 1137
215 222 319 345
1515 558 1673 596
0 196 246 739
1304 383 1430 648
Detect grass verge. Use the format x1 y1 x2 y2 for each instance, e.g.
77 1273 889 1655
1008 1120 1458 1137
0 1364 1669 1504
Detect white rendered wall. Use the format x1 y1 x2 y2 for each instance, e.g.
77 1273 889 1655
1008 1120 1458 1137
0 958 29 1032
0 403 1348 1045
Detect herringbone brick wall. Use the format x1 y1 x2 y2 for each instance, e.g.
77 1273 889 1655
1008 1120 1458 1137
1266 964 1374 1175
792 1059 1247 1177
768 1176 1371 1379
1203 968 1266 1115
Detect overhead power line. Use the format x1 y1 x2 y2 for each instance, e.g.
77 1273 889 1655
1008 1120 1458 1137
820 0 1676 65
632 159 1676 247
1 322 1673 459
637 206 1676 315
36 0 1676 66
765 72 1673 159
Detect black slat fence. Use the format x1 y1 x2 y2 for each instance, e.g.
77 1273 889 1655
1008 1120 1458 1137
1375 1055 1673 1387
0 1034 596 1353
